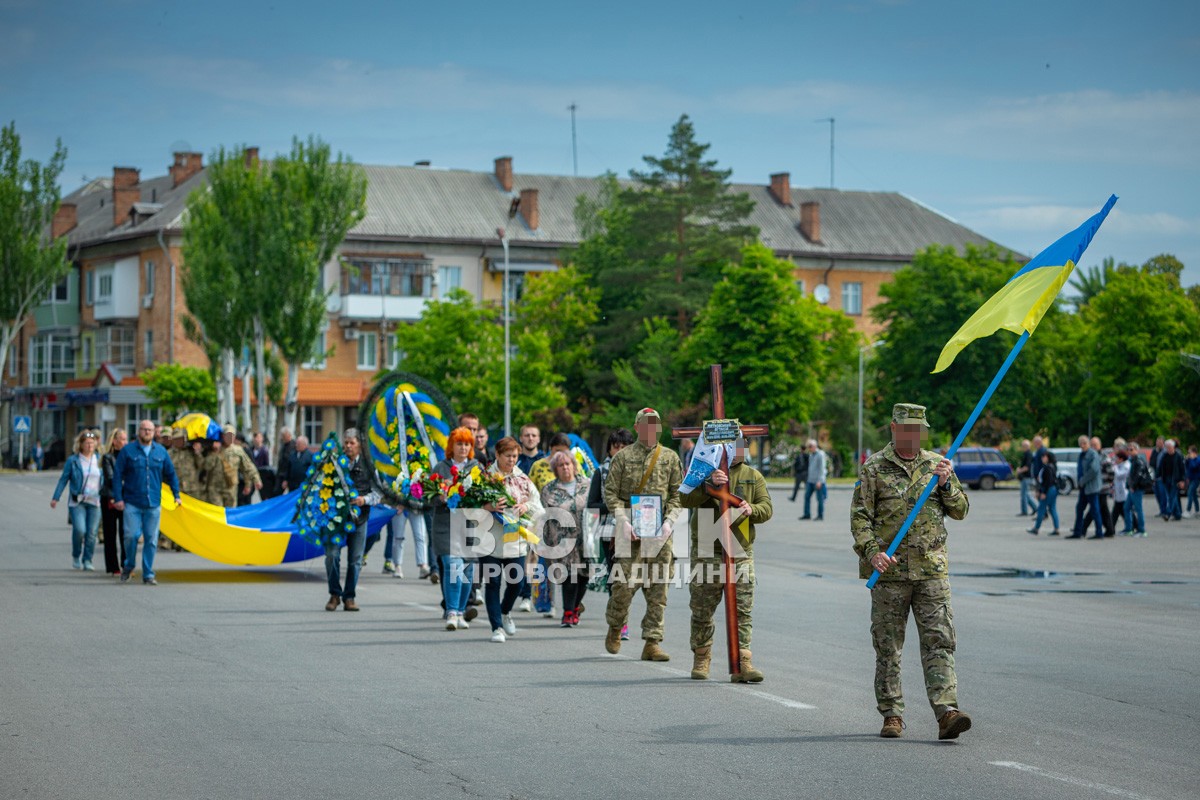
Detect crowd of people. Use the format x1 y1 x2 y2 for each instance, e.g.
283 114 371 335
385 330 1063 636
1016 434 1200 538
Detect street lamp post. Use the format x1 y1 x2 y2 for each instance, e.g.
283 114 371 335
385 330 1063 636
497 228 512 438
858 339 885 474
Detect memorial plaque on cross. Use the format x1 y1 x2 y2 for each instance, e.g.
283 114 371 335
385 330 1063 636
672 364 769 677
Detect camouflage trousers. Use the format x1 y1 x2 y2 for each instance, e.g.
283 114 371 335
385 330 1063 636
605 541 674 643
870 578 958 719
689 558 754 650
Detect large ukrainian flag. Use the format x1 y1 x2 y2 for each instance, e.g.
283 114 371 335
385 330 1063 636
933 194 1118 373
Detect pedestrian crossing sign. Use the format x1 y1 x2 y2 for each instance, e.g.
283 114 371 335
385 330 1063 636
13 416 31 434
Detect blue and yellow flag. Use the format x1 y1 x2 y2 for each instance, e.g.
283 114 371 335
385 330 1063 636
933 194 1118 373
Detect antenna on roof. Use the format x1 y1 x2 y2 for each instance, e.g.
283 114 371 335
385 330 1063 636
814 117 834 188
568 102 578 177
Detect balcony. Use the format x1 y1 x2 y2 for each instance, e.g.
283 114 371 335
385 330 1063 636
339 259 433 322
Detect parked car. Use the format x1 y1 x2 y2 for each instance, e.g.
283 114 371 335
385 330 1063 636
1048 447 1081 495
952 447 1014 490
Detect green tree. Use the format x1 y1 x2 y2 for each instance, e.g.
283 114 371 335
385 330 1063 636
1077 268 1200 439
1068 257 1118 309
0 122 69 388
141 363 217 418
571 116 757 371
871 244 1073 441
513 265 598 409
593 318 693 438
1141 253 1185 287
394 290 565 432
261 136 368 438
685 243 860 433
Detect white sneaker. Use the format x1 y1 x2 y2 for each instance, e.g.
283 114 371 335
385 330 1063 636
456 614 469 630
394 568 403 579
490 628 506 643
82 561 94 571
445 614 458 631
502 614 517 636
472 589 483 605
418 566 431 579
517 598 532 613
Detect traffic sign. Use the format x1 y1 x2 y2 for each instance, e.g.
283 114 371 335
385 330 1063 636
13 416 31 434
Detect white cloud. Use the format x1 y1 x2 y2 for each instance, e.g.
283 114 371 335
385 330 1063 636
961 205 1197 237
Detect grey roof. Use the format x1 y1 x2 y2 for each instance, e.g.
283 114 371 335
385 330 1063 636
57 161 1014 261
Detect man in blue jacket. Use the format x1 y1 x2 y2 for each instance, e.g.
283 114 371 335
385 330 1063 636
112 419 182 584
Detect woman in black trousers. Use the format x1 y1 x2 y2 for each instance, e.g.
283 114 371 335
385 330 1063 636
100 428 128 575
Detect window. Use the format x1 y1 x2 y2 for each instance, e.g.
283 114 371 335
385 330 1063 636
28 333 75 386
98 273 113 300
842 281 863 315
957 451 982 464
795 279 806 297
46 276 69 304
302 326 327 370
356 331 377 370
125 404 162 439
8 346 18 377
86 272 94 306
302 406 322 443
144 260 155 298
143 330 154 367
94 326 135 368
385 333 404 369
504 273 527 306
438 265 462 295
81 336 93 373
343 258 434 298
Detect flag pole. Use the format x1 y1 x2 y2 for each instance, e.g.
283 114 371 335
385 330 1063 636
865 330 1031 589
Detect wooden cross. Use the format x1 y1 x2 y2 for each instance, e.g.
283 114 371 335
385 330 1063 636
671 364 769 677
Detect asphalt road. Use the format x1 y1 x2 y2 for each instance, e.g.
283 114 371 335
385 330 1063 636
2 471 1197 800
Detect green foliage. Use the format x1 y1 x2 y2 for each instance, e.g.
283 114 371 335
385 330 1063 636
1078 268 1200 439
393 290 565 430
0 122 70 380
685 243 861 433
141 363 217 417
593 318 692 438
570 116 757 373
513 266 599 406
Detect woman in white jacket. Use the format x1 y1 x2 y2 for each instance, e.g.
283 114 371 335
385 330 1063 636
482 437 543 642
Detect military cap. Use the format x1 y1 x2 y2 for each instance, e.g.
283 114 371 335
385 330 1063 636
222 423 236 434
634 407 661 426
170 427 185 438
892 403 930 428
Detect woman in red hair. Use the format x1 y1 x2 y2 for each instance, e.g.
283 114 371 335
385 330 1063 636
430 427 481 629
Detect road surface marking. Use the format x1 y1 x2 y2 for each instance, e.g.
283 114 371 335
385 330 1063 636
990 761 1159 800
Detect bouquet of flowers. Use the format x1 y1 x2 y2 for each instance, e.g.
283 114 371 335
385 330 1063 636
445 464 512 510
293 433 359 547
398 466 448 510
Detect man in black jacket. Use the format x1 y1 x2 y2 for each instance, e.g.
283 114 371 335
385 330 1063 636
789 448 809 502
280 436 313 494
324 429 380 612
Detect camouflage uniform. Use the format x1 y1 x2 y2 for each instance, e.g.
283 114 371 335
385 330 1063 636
170 446 202 498
199 447 235 507
603 439 683 643
851 404 969 721
220 443 261 508
680 459 772 650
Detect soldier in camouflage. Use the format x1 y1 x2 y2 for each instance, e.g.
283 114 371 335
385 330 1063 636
851 403 973 741
603 408 683 663
169 429 202 498
220 424 262 507
680 438 772 683
199 440 235 507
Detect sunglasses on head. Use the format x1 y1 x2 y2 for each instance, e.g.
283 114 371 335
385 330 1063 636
83 432 98 439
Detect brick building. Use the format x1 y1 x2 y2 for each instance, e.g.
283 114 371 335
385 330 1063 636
1 151 1008 466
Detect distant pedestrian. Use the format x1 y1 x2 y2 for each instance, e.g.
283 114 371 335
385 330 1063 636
1150 436 1168 517
250 432 271 469
1016 439 1037 516
801 440 827 521
789 447 809 503
111 419 182 584
1028 450 1060 536
1125 441 1150 536
1157 439 1185 521
323 428 379 612
1112 445 1130 534
32 439 44 471
280 435 313 494
1068 436 1104 540
50 429 103 571
1185 445 1200 516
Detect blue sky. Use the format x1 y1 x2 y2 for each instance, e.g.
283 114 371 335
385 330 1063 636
3 0 1198 282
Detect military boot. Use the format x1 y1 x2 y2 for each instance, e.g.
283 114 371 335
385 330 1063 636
880 716 904 738
937 709 972 740
605 626 622 654
690 647 712 680
641 641 670 662
730 649 764 683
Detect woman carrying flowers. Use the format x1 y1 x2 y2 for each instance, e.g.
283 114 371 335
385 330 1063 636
430 427 479 630
539 450 592 627
480 437 542 642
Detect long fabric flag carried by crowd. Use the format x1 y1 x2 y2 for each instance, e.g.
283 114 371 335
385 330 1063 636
866 194 1119 588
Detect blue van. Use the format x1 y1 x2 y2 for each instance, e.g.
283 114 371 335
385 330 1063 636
951 447 1014 490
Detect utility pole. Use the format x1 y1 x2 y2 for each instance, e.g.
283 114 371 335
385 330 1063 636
568 102 578 176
